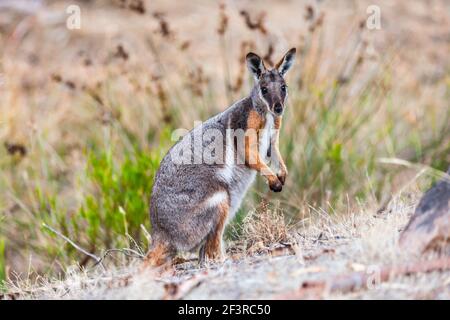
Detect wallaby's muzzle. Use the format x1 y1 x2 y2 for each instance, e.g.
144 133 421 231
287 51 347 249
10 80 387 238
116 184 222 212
274 102 283 115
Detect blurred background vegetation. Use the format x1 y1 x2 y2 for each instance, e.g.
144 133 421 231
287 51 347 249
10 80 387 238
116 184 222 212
0 0 449 283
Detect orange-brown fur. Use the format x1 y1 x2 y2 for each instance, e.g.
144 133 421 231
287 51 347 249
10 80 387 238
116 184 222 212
143 242 172 267
203 201 229 261
245 110 280 187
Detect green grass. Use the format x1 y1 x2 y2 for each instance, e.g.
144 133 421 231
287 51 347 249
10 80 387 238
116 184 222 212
39 133 171 267
0 238 5 286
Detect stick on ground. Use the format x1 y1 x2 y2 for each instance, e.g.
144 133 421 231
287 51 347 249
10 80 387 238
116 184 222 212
42 223 103 266
278 257 450 299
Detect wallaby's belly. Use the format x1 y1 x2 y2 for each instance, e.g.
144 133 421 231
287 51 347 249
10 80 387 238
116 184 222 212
218 164 256 220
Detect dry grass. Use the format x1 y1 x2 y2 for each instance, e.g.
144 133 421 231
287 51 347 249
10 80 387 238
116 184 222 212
3 189 449 300
233 202 293 253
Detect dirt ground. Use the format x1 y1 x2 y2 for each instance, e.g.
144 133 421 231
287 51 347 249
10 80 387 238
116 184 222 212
4 194 449 300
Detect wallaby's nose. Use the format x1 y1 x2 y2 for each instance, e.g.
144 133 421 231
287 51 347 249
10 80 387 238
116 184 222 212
274 102 283 115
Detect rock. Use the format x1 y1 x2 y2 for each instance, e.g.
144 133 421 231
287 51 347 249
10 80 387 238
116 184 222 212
399 167 450 254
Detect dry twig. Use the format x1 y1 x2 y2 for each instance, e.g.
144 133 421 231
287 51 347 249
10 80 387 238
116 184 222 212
162 272 208 300
278 257 450 299
43 223 103 267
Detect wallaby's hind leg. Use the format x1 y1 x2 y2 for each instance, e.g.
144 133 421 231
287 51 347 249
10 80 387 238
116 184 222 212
199 202 229 265
143 241 173 268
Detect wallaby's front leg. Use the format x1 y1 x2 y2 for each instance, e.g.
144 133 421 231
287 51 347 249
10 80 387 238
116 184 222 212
272 117 288 185
245 111 283 192
246 143 282 192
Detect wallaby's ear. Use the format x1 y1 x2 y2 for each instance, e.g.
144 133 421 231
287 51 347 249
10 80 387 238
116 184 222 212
276 48 296 76
246 52 266 80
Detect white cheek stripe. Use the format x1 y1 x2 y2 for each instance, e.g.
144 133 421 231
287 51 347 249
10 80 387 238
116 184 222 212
258 90 271 111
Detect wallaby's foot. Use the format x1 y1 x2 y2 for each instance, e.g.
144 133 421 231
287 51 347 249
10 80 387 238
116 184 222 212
198 234 226 266
140 244 175 276
140 259 174 277
142 242 173 269
199 243 225 267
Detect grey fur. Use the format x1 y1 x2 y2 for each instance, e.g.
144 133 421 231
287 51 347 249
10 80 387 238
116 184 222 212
150 97 256 253
149 49 296 260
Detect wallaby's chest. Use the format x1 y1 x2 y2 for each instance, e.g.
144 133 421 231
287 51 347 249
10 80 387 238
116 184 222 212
258 113 274 159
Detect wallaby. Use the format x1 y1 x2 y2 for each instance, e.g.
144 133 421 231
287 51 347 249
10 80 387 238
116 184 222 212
145 48 296 267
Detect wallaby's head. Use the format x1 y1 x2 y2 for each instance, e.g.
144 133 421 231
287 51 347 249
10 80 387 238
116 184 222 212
246 48 296 116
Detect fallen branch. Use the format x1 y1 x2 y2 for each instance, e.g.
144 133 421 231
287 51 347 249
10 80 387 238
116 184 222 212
278 257 450 299
95 248 145 267
162 272 208 300
42 223 103 267
43 224 146 270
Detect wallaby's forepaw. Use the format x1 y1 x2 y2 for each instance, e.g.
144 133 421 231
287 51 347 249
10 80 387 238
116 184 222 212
277 166 288 186
269 178 283 192
277 172 287 186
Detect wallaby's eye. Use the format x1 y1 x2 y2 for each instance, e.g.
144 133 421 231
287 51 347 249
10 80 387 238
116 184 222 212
281 85 287 93
261 87 268 95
